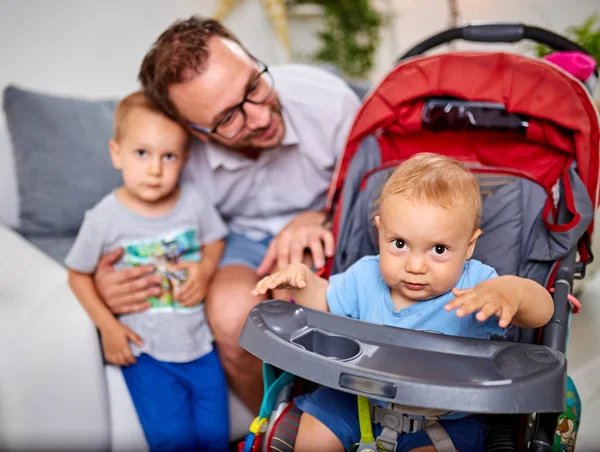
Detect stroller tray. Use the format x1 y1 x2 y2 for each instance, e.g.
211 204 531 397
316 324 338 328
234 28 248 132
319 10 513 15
239 300 566 414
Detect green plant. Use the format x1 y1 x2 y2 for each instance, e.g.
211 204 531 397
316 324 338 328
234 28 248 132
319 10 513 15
294 0 382 79
534 13 600 65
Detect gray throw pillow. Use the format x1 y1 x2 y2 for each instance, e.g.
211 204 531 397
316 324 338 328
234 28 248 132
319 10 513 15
3 86 122 238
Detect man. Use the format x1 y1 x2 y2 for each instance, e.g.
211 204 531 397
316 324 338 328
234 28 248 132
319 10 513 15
93 16 361 414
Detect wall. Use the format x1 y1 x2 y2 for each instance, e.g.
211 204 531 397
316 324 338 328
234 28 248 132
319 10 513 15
373 0 600 82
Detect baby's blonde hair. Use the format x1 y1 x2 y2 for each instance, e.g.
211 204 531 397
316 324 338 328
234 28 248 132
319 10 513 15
380 153 482 230
113 90 168 141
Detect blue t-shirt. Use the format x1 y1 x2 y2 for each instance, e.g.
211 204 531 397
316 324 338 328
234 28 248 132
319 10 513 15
326 255 505 339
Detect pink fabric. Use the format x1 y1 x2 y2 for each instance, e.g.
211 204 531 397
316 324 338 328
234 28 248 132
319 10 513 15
543 51 597 81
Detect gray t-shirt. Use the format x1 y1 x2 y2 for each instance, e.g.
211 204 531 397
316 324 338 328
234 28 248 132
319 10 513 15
65 182 228 363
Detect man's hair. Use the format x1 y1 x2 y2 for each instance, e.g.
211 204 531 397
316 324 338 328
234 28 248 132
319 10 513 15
138 16 244 122
113 91 165 140
380 153 482 230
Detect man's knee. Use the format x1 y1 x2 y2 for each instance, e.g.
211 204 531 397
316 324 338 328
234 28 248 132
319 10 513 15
206 265 265 350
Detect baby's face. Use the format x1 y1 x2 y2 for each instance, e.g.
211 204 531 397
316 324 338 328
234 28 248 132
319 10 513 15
376 194 479 305
112 108 189 204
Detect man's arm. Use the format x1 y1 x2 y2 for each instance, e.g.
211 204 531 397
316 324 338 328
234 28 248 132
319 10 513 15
94 248 163 315
256 210 334 276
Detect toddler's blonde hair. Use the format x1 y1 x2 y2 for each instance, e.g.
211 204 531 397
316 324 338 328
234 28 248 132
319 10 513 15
380 153 482 230
113 91 171 141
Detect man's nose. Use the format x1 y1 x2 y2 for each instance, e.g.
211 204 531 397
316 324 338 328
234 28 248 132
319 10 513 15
405 252 427 274
243 102 271 130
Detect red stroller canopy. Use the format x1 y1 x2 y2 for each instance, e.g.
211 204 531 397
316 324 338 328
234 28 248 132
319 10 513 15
329 52 600 217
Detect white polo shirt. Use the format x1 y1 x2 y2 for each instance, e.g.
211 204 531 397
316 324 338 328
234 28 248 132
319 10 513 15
182 64 361 241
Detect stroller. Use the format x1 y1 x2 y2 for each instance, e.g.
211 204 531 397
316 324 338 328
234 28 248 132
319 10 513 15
238 23 600 452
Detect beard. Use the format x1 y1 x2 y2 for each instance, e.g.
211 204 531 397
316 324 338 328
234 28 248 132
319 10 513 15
215 99 285 152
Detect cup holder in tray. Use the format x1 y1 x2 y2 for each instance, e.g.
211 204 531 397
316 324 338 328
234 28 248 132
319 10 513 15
292 329 362 361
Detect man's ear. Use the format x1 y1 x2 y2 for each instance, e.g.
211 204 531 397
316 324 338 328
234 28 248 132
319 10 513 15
466 229 482 259
108 139 122 169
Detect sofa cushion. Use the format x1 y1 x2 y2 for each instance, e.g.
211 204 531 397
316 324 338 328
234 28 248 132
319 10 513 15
3 86 121 244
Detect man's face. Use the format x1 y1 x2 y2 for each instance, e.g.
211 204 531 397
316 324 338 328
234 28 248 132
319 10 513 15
168 37 285 151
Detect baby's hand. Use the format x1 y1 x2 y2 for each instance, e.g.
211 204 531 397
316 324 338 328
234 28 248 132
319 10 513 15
100 322 143 367
251 263 310 296
444 278 520 328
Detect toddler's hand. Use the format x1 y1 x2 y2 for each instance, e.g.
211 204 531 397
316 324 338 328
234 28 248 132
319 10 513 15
100 322 143 367
173 261 211 307
251 263 310 296
444 278 519 328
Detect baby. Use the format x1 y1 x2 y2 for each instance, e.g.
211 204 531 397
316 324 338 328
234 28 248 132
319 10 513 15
253 153 554 452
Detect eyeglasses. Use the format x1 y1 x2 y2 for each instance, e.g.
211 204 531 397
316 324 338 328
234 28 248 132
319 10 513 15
187 60 275 139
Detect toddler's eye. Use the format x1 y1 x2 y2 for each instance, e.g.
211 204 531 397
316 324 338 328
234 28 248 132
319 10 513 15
135 149 147 157
432 245 447 255
393 239 406 249
163 153 176 161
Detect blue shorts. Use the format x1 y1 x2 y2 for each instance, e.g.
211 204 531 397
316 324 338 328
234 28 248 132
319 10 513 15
220 232 274 271
295 387 486 452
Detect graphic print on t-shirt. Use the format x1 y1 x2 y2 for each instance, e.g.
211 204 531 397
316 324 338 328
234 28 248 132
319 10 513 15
123 229 199 310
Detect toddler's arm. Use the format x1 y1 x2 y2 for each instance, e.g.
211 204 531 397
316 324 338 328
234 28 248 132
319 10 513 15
69 270 143 365
174 239 225 306
252 263 329 312
69 270 125 331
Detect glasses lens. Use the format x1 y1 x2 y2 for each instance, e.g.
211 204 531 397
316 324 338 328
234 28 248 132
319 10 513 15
215 108 245 139
246 71 274 104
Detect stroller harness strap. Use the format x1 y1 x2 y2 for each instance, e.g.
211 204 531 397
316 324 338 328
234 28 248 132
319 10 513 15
367 403 457 452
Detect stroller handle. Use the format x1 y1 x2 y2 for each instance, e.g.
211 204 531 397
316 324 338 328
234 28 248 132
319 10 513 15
398 22 595 68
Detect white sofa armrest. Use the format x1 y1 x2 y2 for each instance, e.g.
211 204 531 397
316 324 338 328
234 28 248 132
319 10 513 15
0 225 110 450
0 225 255 450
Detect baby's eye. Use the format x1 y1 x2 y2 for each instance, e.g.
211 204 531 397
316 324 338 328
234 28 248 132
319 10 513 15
393 239 406 250
135 149 147 157
432 245 447 255
163 153 176 161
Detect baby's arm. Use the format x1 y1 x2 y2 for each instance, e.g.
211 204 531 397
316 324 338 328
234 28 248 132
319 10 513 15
446 275 554 328
69 270 143 365
499 275 554 328
252 263 329 312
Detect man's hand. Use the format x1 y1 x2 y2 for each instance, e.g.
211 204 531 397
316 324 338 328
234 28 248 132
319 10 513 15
100 322 143 367
173 261 213 307
94 248 162 315
256 211 335 276
252 263 310 296
444 278 519 328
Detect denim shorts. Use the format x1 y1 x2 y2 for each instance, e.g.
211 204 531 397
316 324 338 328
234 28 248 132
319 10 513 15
219 232 274 271
294 387 486 452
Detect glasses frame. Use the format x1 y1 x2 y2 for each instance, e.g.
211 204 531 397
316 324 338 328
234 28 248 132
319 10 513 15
187 58 275 139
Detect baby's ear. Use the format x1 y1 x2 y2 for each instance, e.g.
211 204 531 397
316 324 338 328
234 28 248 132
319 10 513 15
374 215 381 230
108 139 122 170
466 229 482 259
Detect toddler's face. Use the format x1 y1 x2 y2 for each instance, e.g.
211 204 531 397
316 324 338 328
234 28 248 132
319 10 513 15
376 194 480 305
111 108 189 204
